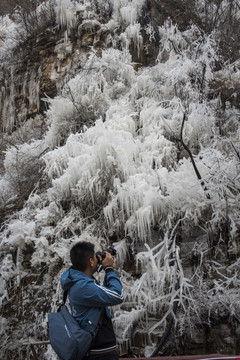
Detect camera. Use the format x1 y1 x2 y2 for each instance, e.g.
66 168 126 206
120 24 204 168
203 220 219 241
96 245 116 272
96 245 116 260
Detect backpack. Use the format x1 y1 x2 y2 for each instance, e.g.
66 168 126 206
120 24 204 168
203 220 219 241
48 290 103 360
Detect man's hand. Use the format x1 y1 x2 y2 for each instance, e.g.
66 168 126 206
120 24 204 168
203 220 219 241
102 251 115 269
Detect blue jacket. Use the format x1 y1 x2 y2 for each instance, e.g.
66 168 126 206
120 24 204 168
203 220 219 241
60 267 124 334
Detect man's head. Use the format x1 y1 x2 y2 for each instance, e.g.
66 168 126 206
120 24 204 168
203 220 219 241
70 241 97 273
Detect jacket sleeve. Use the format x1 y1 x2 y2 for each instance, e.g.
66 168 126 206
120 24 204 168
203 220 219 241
72 271 124 307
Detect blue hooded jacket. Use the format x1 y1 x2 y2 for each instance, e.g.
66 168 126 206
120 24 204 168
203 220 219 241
60 267 124 334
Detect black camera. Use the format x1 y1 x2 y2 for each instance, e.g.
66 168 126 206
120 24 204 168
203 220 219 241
96 245 116 272
96 245 116 260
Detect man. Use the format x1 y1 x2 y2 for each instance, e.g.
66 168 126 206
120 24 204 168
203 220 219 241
60 241 125 360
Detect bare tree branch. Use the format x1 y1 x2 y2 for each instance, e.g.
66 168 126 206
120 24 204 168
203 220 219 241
178 111 211 199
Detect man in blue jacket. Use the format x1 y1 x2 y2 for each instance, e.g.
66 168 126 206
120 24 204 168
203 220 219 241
60 241 125 359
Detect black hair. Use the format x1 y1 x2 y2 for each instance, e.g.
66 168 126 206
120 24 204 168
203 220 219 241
70 241 95 271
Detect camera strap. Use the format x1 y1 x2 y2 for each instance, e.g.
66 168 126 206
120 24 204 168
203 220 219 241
96 261 103 273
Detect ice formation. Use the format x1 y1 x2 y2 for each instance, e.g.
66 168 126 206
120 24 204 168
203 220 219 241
0 0 240 358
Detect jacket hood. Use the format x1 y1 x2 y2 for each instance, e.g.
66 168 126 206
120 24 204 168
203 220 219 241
60 267 88 291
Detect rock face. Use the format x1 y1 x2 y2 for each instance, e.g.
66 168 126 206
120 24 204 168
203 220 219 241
0 1 240 359
1 37 55 133
0 0 22 16
0 18 108 134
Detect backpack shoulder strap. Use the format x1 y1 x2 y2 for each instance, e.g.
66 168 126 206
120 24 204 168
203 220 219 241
60 288 104 336
57 290 68 312
63 290 68 305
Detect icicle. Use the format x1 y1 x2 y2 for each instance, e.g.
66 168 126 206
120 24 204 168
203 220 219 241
55 0 77 31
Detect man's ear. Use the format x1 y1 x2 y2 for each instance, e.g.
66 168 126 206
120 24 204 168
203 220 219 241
89 257 94 268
